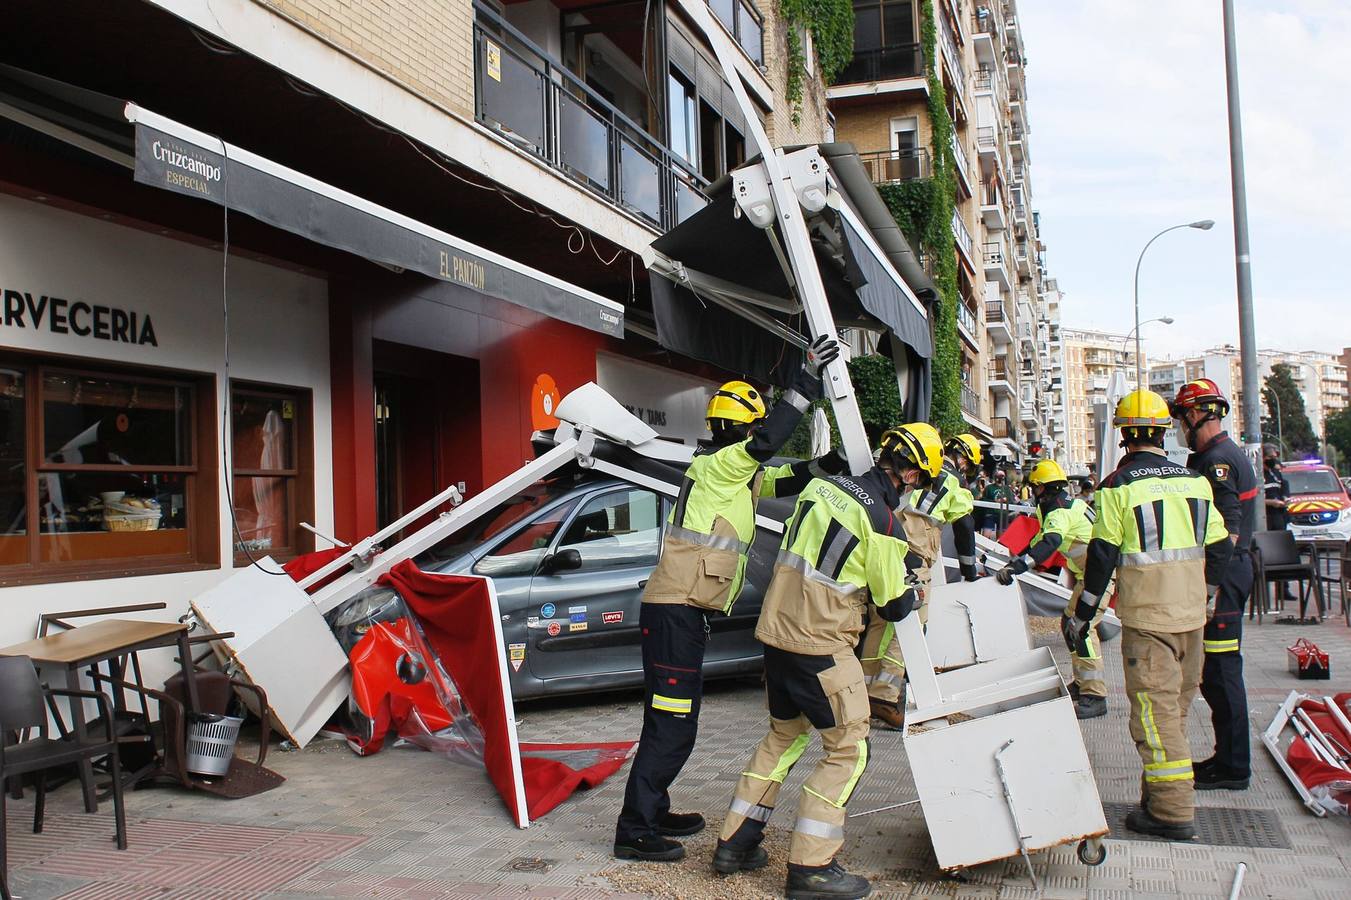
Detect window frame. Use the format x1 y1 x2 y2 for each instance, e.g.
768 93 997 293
229 380 316 567
0 351 220 587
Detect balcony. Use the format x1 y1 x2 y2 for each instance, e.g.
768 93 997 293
708 0 764 66
989 362 1015 396
1015 239 1032 277
950 130 972 195
938 11 966 106
976 125 1000 167
992 415 1015 439
834 43 924 86
1009 121 1026 160
985 299 1012 344
858 147 931 185
971 9 1002 65
473 6 707 231
983 242 1011 291
951 209 975 271
981 181 1006 231
961 384 982 417
956 299 979 346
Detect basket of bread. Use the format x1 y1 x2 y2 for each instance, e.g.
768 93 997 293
103 496 163 532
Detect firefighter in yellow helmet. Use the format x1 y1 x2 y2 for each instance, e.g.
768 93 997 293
714 430 922 899
858 423 949 729
943 434 983 582
614 336 841 862
994 458 1106 718
1071 389 1232 840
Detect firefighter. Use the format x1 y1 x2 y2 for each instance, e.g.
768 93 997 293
612 336 840 862
1071 389 1232 839
993 458 1105 718
943 434 983 581
1262 444 1294 601
1172 379 1258 791
713 429 923 899
859 423 947 729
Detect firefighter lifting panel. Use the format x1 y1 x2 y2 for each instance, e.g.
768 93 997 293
923 570 1032 669
899 636 1108 872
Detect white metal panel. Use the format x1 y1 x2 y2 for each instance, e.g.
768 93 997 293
924 574 1031 669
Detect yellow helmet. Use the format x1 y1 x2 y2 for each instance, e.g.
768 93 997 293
880 423 943 478
1113 389 1172 430
706 380 767 425
945 433 982 467
1028 459 1068 486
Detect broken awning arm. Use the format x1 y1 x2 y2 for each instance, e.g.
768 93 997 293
124 103 625 338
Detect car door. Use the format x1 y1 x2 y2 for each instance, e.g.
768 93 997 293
526 486 662 681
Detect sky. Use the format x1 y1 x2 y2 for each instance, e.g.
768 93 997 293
1017 0 1351 362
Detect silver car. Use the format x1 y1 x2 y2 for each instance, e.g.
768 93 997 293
413 468 792 700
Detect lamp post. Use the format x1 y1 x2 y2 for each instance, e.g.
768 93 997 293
1120 317 1175 389
1266 384 1282 457
1133 221 1214 387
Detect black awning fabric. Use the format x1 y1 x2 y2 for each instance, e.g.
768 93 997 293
128 109 624 337
838 216 932 359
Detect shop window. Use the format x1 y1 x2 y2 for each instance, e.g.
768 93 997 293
0 357 219 585
231 384 314 565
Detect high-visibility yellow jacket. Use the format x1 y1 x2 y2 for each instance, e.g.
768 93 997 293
899 462 975 565
1018 494 1094 578
756 467 919 655
1078 448 1233 632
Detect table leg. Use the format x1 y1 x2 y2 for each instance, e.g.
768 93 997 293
64 667 98 814
176 631 200 715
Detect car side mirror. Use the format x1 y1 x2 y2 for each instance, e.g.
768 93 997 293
539 548 582 575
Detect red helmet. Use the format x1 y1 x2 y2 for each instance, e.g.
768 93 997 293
1170 378 1230 418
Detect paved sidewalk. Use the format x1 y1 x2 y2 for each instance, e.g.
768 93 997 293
5 602 1350 899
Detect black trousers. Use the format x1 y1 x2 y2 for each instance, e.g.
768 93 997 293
615 603 707 843
1201 550 1252 776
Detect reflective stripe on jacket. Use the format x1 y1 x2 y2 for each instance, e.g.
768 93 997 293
1031 498 1094 577
900 465 974 564
1084 449 1231 632
756 469 914 655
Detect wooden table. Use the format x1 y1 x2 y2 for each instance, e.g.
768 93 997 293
0 619 200 811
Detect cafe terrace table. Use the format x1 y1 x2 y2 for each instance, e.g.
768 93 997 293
0 619 200 812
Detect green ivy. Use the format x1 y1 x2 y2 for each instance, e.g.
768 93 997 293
874 0 964 439
780 354 903 459
781 0 855 126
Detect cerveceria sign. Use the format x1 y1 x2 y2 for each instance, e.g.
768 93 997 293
2 287 158 346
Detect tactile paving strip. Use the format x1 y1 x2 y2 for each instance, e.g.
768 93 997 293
1103 802 1291 849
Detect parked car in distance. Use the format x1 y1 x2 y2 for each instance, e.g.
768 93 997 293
411 462 793 700
1282 461 1351 543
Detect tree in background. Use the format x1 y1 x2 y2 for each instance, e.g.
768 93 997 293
1260 363 1317 457
1325 407 1351 474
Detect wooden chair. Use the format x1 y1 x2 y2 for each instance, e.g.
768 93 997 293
0 656 126 900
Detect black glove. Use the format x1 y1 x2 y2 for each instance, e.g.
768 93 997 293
1061 613 1092 657
878 587 916 622
995 565 1015 586
960 562 979 582
791 335 840 402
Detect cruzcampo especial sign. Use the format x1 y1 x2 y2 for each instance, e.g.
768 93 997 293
1 286 158 346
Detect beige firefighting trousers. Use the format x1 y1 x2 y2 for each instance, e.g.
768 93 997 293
1122 626 1203 824
1066 578 1108 698
719 653 870 867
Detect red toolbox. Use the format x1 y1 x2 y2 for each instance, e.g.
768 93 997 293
1288 638 1331 680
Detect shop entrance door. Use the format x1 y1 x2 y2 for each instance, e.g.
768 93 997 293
373 342 481 540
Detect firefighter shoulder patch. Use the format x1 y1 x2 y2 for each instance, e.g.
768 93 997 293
1211 464 1229 482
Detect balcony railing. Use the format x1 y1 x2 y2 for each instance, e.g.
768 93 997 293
938 12 966 101
985 299 1009 323
709 0 764 66
951 209 974 259
961 384 981 416
473 4 708 231
956 299 977 335
992 415 1014 439
858 147 931 185
836 43 924 84
976 125 997 150
950 130 971 185
973 67 994 91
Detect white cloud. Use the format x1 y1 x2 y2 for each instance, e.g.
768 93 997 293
1018 0 1351 358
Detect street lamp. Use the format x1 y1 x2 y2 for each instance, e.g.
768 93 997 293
1120 317 1175 388
1133 220 1214 387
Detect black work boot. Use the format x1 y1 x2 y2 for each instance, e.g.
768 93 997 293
712 840 769 875
657 811 706 836
613 834 685 861
869 698 903 731
785 860 872 899
1068 682 1081 702
1195 765 1249 791
1125 807 1195 841
1075 695 1107 720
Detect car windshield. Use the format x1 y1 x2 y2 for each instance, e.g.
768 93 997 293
416 479 577 565
1284 469 1343 495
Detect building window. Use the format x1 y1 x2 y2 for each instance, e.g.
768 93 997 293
231 384 314 565
0 356 218 585
668 72 698 165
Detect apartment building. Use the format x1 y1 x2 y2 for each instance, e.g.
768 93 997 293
827 0 1057 465
0 0 880 643
1150 346 1348 446
1060 327 1145 476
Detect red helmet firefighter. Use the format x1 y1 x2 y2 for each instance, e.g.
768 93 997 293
1169 378 1230 449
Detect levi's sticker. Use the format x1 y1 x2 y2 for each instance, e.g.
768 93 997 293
603 611 624 624
570 621 588 632
547 621 562 636
570 612 587 623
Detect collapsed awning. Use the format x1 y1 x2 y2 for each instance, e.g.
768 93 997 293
646 143 934 403
125 104 623 336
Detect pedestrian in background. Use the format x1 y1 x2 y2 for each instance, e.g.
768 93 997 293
1262 444 1294 602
